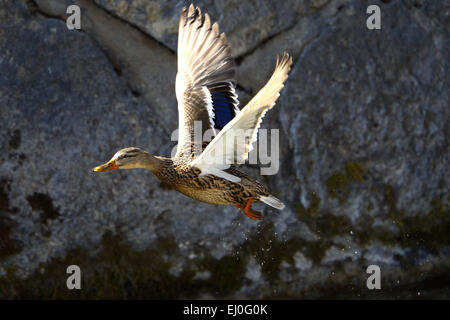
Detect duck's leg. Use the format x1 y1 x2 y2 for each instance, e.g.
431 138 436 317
234 198 261 221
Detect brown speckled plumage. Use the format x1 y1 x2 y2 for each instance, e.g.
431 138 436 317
152 156 270 207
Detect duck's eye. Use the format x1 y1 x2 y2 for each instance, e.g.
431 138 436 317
118 154 135 160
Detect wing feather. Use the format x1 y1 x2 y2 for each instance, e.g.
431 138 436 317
175 5 239 159
190 53 293 182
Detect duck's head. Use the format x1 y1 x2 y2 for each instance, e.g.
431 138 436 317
93 147 148 172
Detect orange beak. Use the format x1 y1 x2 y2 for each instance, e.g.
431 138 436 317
93 159 119 172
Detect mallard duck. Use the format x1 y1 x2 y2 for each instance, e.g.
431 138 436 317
93 4 292 220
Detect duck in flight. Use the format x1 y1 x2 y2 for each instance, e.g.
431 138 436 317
94 4 293 220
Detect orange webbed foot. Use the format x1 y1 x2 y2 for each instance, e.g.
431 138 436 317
235 198 261 221
244 208 261 221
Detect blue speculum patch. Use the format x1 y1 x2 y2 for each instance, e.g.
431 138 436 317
211 91 235 129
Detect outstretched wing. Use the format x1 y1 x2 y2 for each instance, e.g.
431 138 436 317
190 53 293 182
175 4 239 159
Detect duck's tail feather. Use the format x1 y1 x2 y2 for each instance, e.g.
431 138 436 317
260 195 285 210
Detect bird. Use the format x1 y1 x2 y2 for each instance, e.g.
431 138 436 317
93 4 292 220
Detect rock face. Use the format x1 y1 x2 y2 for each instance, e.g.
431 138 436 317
93 0 309 57
0 0 448 299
